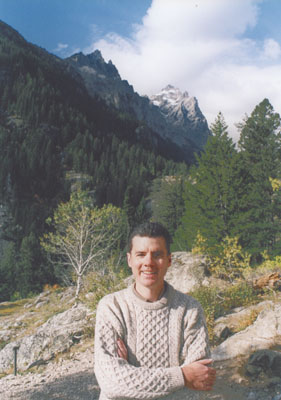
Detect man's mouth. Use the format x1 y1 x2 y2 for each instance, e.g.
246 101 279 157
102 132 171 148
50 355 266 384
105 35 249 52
141 271 157 275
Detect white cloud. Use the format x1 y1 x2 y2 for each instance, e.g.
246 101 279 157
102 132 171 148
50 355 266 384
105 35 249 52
87 0 281 141
262 38 281 60
55 43 69 52
54 43 81 58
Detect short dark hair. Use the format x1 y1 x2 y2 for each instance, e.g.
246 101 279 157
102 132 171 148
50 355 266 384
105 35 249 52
127 222 171 254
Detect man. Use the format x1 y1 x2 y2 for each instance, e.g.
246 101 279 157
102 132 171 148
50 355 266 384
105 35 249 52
94 222 216 399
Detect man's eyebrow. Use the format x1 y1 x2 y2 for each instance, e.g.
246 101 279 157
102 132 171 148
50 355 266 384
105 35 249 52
153 250 164 256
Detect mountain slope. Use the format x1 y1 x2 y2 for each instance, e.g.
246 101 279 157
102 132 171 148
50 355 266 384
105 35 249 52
0 20 189 301
66 51 210 157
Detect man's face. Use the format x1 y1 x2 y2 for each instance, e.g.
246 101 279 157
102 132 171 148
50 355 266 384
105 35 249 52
127 235 171 292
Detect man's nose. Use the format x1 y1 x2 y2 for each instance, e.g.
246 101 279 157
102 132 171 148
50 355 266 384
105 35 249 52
144 252 154 265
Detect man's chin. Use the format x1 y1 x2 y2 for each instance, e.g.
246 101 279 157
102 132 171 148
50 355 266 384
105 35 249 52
138 276 163 288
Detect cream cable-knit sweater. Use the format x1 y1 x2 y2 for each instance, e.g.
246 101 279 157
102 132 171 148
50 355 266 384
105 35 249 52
94 282 210 400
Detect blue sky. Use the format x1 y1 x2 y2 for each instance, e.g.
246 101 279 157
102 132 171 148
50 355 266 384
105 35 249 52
0 0 152 56
0 0 281 140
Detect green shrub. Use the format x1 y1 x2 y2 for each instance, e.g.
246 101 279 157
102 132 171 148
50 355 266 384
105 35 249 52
81 264 128 311
191 281 259 343
191 286 222 342
221 281 258 311
243 252 281 280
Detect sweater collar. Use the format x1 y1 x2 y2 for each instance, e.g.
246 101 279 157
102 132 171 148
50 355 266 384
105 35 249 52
128 281 174 310
132 281 167 302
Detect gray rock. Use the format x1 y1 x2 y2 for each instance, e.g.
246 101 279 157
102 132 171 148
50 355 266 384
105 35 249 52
214 324 233 340
35 301 49 309
0 303 92 373
246 349 281 378
212 303 281 361
0 329 12 342
213 300 273 341
166 252 208 293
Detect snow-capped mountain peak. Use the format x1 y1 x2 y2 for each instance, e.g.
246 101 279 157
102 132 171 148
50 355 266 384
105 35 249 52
151 84 195 107
149 85 210 148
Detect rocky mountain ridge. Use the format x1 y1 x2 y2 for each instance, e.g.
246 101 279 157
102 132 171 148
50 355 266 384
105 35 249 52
66 51 210 156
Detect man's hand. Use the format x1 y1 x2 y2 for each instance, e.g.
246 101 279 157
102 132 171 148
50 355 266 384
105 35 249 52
181 359 216 391
117 338 128 361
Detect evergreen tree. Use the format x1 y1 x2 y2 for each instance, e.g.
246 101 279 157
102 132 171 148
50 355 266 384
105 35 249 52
150 175 185 239
237 99 281 258
17 233 54 298
174 113 239 252
0 242 17 301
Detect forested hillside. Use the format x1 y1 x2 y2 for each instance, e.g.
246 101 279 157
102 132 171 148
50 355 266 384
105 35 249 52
0 21 188 300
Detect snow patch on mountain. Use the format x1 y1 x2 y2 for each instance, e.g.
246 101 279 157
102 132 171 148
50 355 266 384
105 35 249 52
150 85 210 148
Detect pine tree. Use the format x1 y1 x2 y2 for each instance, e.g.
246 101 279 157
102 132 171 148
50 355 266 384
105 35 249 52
17 233 52 298
237 99 281 258
173 113 240 252
0 242 17 301
150 175 185 239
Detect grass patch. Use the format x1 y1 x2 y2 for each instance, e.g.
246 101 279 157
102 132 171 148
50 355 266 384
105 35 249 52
81 268 127 311
191 281 260 343
0 299 29 317
0 340 8 351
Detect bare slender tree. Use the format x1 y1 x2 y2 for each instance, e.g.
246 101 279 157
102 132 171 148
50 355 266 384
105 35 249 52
41 191 125 302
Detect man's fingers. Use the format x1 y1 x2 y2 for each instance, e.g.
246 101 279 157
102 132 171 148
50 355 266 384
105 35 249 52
117 339 126 352
117 338 128 360
181 360 216 391
197 359 213 366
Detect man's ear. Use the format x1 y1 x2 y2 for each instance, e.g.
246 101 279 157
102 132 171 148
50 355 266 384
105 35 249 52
127 252 132 269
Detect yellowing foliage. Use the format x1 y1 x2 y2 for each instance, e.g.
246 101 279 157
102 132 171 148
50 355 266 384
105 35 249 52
269 177 281 192
192 233 250 281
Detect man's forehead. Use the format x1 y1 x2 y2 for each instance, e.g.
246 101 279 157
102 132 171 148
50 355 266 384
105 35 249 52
131 235 167 250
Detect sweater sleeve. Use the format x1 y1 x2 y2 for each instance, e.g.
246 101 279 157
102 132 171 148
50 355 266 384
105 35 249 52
94 296 185 400
180 297 211 366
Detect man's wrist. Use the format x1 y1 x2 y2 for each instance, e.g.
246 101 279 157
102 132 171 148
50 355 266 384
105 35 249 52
181 365 192 388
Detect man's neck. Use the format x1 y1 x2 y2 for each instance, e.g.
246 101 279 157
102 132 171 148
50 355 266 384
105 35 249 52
134 283 165 302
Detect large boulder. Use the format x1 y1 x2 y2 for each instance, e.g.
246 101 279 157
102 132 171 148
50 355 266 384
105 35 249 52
212 302 281 361
165 252 208 293
0 303 93 373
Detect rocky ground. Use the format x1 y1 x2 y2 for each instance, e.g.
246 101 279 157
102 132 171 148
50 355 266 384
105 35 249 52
0 347 99 400
1 349 281 400
1 254 281 399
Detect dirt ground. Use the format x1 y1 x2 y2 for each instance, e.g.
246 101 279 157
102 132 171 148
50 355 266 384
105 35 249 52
1 353 281 400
